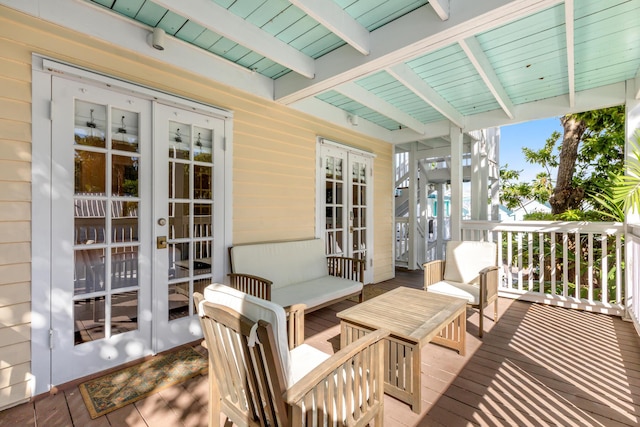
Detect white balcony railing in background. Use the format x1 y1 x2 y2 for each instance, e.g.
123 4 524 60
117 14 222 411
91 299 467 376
395 218 409 267
462 221 625 316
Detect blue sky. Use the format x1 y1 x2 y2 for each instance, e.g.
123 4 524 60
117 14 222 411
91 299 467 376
499 117 564 182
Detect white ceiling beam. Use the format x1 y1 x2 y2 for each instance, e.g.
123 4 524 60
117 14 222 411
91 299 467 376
387 63 464 128
275 0 564 104
289 97 394 141
153 0 315 79
11 0 275 99
565 0 575 107
459 36 515 119
334 82 426 134
289 0 370 55
463 82 626 131
390 120 452 143
429 0 450 20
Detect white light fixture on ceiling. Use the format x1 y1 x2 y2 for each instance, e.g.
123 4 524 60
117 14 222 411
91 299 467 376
149 27 166 51
347 114 359 126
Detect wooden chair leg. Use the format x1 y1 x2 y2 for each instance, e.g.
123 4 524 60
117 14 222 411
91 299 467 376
478 305 484 338
494 299 499 321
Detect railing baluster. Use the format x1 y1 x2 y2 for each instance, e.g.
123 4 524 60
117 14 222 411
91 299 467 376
616 233 622 304
538 232 544 293
588 232 593 301
563 233 569 298
601 234 608 303
575 231 580 299
528 232 533 292
517 232 523 291
551 231 556 296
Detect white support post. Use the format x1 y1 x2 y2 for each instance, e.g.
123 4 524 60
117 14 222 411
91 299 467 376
408 142 418 270
437 183 445 258
418 160 429 264
624 78 640 322
479 132 489 221
450 124 463 241
490 128 501 222
471 134 481 221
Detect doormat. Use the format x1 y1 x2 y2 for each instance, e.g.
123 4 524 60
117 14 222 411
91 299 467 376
79 346 208 419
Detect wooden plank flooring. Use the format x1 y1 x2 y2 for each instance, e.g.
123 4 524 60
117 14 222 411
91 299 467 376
2 269 640 426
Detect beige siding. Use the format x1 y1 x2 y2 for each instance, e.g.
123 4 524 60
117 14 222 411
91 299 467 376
0 9 32 409
0 5 394 408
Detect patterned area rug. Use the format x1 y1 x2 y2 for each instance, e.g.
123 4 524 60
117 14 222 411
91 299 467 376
79 346 208 419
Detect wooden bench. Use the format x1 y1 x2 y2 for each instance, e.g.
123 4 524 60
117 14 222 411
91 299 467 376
228 239 365 346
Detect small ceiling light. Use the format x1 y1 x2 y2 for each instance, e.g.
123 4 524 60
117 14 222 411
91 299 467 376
149 27 166 51
347 114 359 126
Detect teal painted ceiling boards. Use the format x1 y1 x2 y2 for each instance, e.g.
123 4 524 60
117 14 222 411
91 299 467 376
78 0 640 142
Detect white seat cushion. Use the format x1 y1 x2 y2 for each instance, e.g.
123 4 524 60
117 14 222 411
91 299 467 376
426 280 479 305
203 284 294 386
289 343 331 385
271 276 362 309
444 241 497 284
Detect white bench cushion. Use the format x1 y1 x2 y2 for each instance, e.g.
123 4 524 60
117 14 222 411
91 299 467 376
426 280 479 305
230 239 328 289
271 276 363 309
444 241 497 284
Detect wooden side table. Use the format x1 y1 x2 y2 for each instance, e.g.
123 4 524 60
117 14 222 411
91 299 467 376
337 287 467 413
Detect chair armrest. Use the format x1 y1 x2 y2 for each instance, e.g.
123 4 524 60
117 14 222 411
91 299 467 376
283 303 306 350
327 256 365 284
284 329 390 424
479 265 500 304
423 260 445 288
227 273 273 301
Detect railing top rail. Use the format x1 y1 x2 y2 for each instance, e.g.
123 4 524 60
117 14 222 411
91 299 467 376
462 220 624 235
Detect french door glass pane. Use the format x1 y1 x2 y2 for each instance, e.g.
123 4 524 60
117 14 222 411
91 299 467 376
168 121 190 160
75 150 106 195
111 291 139 336
111 108 139 152
112 155 139 197
75 101 106 148
74 297 105 344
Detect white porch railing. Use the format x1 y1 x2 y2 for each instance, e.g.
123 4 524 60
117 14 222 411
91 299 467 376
627 223 640 332
462 221 625 316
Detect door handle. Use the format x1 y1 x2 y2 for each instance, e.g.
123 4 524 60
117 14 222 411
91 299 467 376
157 236 167 249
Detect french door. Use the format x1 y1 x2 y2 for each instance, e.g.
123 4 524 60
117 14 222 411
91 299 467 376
49 76 227 384
318 140 374 284
51 78 153 384
152 104 225 351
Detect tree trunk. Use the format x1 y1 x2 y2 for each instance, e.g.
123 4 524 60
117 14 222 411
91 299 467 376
550 116 587 214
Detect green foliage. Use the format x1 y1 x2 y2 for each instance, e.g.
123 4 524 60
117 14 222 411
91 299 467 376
610 134 640 216
499 106 626 218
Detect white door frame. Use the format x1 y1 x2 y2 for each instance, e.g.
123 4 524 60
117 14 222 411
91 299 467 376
316 137 375 284
31 56 233 395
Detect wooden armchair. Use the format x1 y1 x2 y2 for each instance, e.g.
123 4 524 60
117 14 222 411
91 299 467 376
423 241 500 337
195 284 389 427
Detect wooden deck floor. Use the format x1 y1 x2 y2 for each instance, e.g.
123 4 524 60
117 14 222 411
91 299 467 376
2 269 640 426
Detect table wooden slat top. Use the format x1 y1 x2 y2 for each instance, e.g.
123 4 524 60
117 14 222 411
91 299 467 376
337 286 467 346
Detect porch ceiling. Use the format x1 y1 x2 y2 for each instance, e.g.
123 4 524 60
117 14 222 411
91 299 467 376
9 0 640 143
